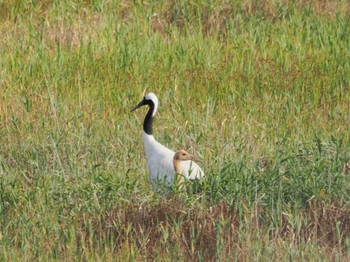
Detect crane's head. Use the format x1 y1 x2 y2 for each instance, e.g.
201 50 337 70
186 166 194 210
131 92 158 117
174 149 199 162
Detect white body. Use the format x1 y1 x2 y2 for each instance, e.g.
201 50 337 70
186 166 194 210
142 131 204 189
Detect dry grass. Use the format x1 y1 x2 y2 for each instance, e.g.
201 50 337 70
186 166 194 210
1 0 349 44
76 199 350 260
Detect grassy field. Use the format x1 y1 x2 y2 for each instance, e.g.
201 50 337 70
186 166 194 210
1 0 350 260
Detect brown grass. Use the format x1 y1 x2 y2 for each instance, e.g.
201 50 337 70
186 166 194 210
1 1 349 46
305 200 350 247
153 0 350 38
77 198 350 260
79 199 233 260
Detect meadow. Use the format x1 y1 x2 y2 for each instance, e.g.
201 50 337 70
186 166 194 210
1 0 350 260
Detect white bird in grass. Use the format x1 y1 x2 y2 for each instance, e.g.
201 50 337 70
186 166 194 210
131 93 205 190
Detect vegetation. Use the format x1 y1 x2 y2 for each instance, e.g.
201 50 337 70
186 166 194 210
1 0 350 260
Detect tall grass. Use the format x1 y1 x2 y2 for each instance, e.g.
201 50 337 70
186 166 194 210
1 0 350 260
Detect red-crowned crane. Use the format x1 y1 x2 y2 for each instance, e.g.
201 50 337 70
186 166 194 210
131 93 204 190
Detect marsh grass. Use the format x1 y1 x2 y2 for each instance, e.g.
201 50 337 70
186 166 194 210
1 0 350 260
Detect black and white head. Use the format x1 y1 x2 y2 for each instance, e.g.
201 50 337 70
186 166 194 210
131 93 159 135
131 93 158 116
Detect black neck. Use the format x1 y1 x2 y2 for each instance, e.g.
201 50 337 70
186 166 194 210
143 100 155 135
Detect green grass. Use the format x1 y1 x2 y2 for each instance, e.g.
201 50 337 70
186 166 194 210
1 0 350 260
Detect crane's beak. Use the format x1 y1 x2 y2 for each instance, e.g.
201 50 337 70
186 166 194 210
190 155 201 163
186 153 200 163
131 99 145 112
184 147 201 162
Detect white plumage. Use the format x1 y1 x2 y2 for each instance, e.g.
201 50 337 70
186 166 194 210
132 93 204 190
